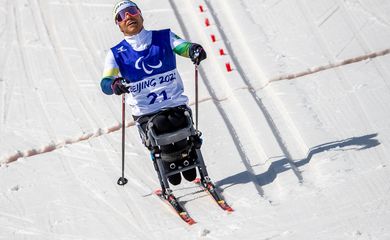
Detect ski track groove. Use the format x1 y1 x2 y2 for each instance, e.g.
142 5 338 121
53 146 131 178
348 0 390 28
34 0 127 159
67 0 105 72
98 133 160 232
67 0 124 118
336 0 390 91
204 0 304 182
2 0 100 163
267 48 390 84
35 0 99 135
61 134 154 237
0 224 112 240
167 0 269 198
13 0 57 143
296 0 379 135
0 0 13 133
65 137 157 236
318 5 340 27
63 155 151 240
0 180 31 235
32 0 95 141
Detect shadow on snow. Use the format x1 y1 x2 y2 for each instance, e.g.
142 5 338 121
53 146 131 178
216 133 381 189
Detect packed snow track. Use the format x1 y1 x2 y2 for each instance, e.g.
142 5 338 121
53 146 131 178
1 0 390 239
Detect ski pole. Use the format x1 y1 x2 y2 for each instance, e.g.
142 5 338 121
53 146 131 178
117 93 128 186
195 63 199 132
193 48 201 132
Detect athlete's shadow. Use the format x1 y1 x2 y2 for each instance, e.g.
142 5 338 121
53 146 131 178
216 133 381 189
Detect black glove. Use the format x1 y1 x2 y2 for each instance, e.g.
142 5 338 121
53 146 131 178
189 44 207 65
111 77 129 95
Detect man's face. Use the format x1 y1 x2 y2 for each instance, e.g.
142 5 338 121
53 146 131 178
118 12 144 36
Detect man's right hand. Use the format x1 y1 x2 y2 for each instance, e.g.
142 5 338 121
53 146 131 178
111 77 129 95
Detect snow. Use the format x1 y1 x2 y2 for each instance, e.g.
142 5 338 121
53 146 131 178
1 0 390 239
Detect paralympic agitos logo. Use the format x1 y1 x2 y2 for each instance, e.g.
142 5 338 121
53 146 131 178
135 56 162 74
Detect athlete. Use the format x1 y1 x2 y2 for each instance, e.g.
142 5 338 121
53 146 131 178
100 0 207 185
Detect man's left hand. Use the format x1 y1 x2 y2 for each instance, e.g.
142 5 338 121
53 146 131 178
190 44 207 65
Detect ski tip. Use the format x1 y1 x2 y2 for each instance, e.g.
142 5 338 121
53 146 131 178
179 212 196 225
221 205 234 212
154 189 163 195
226 207 234 212
218 200 234 212
187 219 196 225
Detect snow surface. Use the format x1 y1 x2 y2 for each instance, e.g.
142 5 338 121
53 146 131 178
1 0 390 239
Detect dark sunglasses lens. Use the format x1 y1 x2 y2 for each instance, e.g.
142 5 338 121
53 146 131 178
126 6 139 15
116 14 123 22
116 6 139 22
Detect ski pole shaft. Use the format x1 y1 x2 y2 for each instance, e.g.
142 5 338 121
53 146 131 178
121 94 125 175
117 94 128 186
195 64 199 132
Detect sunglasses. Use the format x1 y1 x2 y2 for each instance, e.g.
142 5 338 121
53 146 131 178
115 6 141 23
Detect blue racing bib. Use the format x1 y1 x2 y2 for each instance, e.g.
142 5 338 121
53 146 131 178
111 29 188 116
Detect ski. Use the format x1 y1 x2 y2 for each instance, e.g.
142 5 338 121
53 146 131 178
194 178 234 212
154 189 196 225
